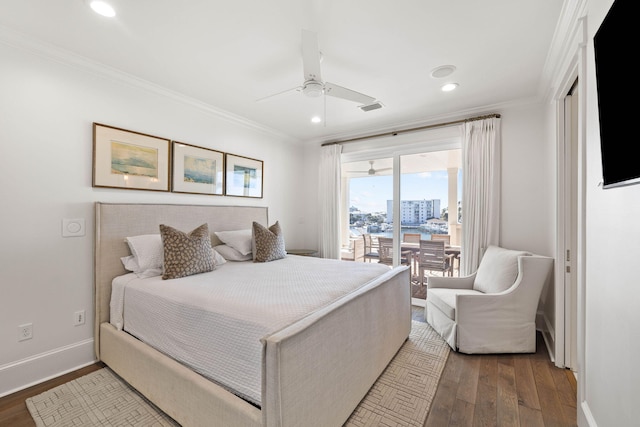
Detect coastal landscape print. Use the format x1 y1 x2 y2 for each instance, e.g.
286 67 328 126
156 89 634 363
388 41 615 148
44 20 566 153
171 142 223 195
110 141 158 178
225 153 262 198
93 123 169 191
233 165 256 189
184 155 215 184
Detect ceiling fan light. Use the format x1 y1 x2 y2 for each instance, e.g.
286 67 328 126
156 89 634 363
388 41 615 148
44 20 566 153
441 83 458 92
88 1 116 17
302 81 324 97
311 116 322 123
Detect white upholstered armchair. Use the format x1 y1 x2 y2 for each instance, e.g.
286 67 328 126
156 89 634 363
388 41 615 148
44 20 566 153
425 245 553 354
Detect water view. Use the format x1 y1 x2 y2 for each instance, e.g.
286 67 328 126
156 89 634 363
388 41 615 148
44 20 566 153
350 226 433 240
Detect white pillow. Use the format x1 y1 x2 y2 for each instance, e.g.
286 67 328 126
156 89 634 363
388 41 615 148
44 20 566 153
214 244 252 261
214 229 253 255
124 234 164 273
120 255 162 278
212 248 227 265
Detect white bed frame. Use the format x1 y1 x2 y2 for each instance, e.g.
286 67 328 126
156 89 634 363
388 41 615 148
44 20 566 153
94 202 411 427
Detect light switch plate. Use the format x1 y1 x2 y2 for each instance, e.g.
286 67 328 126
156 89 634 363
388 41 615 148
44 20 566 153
62 218 85 237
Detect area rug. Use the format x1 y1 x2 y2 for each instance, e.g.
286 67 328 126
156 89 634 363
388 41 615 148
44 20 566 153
26 368 179 427
344 320 450 426
27 321 449 427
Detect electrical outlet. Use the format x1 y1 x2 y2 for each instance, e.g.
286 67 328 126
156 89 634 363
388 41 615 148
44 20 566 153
18 323 33 341
74 310 85 326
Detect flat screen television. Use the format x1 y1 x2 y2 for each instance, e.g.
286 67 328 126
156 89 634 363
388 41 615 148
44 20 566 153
593 0 637 189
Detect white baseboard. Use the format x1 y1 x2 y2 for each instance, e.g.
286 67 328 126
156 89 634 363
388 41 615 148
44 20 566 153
579 400 598 426
0 338 96 398
536 311 556 363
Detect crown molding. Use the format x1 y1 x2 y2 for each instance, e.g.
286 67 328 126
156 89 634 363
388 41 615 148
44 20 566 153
539 0 588 103
0 25 297 144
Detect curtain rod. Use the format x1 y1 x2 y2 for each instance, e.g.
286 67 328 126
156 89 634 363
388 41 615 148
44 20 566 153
320 113 501 147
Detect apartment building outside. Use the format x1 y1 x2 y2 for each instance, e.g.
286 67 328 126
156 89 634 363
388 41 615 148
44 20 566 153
386 199 441 225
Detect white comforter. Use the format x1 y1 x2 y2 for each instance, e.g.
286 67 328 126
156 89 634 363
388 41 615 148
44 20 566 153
110 255 390 406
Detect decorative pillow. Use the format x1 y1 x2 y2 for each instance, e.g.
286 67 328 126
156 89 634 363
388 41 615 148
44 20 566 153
160 223 215 280
473 245 532 294
214 229 253 256
214 244 252 261
252 221 286 262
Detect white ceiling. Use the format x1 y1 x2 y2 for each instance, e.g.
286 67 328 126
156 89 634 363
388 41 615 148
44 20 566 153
343 150 462 176
0 1 564 144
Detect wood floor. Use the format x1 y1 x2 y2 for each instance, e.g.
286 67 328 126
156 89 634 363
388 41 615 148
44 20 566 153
412 306 578 427
1 309 577 427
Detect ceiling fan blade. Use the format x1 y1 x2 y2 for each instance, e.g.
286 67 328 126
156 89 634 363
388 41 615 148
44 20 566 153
255 86 301 102
376 168 393 172
324 82 376 105
301 29 322 81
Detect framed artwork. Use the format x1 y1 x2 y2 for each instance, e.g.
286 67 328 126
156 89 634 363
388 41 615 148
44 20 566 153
171 141 224 195
92 123 170 191
225 153 263 198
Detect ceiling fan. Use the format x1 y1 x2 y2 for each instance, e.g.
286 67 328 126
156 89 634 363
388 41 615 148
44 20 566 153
256 30 383 111
351 161 392 176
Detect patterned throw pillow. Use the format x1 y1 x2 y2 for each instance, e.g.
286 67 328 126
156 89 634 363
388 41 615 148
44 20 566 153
252 221 286 262
159 223 215 279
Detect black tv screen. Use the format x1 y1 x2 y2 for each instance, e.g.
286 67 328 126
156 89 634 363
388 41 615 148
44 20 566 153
594 0 638 189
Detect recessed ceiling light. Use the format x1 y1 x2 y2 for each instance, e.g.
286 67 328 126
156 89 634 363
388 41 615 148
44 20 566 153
441 83 459 92
88 1 116 17
311 116 322 123
430 65 456 79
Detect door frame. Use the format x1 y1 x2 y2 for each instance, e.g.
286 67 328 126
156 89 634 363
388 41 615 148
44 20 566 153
553 16 586 389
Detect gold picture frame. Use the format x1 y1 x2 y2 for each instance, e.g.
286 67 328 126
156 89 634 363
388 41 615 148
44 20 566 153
224 153 263 198
92 123 170 192
171 141 224 195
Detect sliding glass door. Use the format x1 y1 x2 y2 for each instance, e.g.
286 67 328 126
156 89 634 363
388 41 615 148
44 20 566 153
341 157 393 263
341 148 461 301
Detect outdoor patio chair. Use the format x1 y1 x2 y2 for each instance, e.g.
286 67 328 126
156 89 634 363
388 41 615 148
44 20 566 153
377 237 412 267
430 233 451 244
362 233 379 263
416 239 454 286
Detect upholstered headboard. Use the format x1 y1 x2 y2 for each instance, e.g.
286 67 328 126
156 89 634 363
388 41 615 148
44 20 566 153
94 202 268 357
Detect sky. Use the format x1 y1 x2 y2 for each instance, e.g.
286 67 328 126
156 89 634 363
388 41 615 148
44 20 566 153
349 170 461 214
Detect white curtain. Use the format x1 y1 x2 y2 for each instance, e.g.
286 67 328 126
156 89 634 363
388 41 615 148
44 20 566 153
461 117 501 275
318 144 342 259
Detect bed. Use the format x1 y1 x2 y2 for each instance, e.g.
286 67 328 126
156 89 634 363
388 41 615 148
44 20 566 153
94 202 411 427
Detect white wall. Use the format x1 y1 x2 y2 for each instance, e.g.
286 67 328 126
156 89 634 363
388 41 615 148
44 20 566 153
580 0 640 425
0 41 306 396
500 103 556 256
